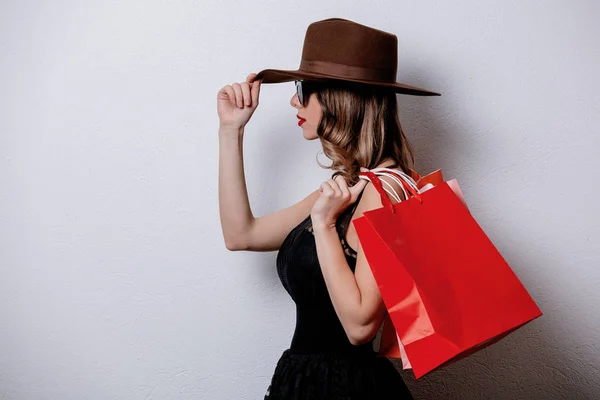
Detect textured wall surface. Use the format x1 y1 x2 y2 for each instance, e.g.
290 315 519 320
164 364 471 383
1 1 599 399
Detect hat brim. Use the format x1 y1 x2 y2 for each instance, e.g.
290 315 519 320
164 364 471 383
254 68 441 96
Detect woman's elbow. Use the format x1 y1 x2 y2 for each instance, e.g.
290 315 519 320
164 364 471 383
348 323 377 346
224 236 247 251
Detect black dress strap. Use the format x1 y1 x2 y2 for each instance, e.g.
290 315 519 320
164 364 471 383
337 189 365 258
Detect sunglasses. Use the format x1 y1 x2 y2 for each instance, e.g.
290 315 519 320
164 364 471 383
295 80 323 107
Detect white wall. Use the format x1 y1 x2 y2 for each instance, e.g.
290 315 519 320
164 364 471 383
1 1 599 399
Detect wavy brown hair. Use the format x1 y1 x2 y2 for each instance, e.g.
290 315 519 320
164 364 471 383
311 80 416 186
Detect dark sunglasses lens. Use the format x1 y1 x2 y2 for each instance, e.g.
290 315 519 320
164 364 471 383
296 81 304 105
296 80 322 106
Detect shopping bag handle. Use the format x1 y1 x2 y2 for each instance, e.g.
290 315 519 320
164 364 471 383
375 169 422 201
368 169 411 202
359 169 423 214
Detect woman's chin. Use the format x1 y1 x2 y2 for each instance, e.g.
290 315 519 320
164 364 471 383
302 128 318 140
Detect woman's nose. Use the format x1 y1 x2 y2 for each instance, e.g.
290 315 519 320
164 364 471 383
290 93 301 108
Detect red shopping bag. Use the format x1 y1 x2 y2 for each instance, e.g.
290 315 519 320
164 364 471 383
354 168 543 379
368 168 452 368
374 168 469 368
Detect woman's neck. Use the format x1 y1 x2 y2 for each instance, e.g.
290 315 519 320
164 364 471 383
374 159 399 169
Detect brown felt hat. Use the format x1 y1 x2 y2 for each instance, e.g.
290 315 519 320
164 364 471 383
255 18 441 96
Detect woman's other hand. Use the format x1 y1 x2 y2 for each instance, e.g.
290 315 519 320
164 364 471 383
217 72 262 129
311 168 370 231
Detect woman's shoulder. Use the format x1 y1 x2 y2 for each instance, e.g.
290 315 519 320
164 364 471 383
357 167 407 214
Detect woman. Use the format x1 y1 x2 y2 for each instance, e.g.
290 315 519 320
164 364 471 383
217 18 440 400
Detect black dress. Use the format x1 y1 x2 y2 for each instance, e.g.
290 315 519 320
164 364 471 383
264 190 414 399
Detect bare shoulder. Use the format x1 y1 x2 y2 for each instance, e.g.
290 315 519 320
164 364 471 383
354 174 406 217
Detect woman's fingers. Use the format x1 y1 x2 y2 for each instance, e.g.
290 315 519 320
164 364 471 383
350 178 368 200
319 181 330 193
247 73 261 105
326 178 342 197
251 79 261 104
231 83 243 108
334 176 351 198
240 82 251 106
222 85 236 106
230 79 257 108
217 74 262 128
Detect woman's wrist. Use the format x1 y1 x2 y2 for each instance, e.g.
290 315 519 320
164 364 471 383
219 124 244 136
311 220 337 234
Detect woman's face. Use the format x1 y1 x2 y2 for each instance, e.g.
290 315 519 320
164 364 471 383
291 87 321 141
